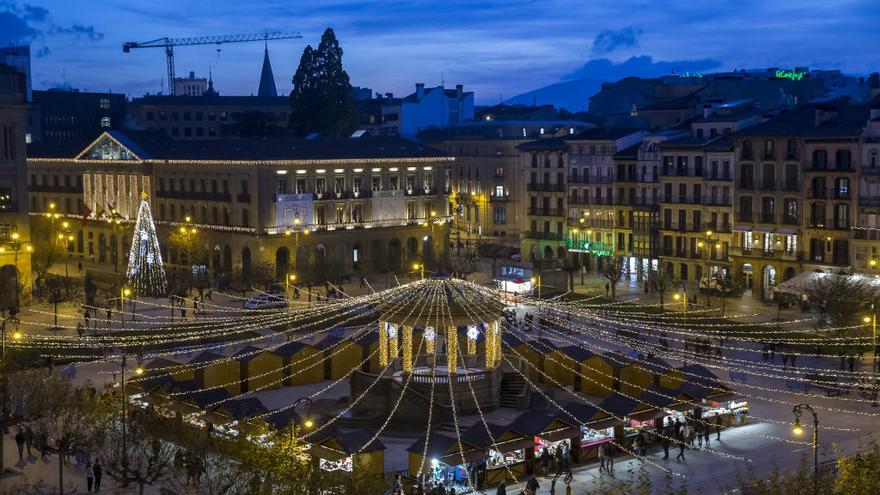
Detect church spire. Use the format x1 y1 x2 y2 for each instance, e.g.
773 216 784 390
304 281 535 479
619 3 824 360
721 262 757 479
258 43 278 97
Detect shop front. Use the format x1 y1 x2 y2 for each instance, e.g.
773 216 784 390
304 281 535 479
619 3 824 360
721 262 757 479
510 411 579 476
307 428 386 491
460 422 530 487
496 265 534 300
701 399 749 426
408 432 484 493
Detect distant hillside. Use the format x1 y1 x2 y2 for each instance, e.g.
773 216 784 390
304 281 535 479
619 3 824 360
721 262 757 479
505 77 608 112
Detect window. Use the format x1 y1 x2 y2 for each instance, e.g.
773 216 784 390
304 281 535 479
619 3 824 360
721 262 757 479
763 139 775 160
784 199 798 224
146 112 154 121
835 149 852 169
241 208 249 227
836 178 849 198
741 140 754 160
495 185 505 198
219 112 228 121
495 167 504 177
371 176 381 191
786 139 798 159
316 178 326 194
812 149 828 169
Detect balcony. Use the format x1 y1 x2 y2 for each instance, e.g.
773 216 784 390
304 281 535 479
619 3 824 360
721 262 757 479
808 188 827 199
701 196 732 207
704 222 732 233
591 175 613 184
526 231 564 241
859 197 880 208
157 190 232 202
704 173 732 181
489 194 509 202
568 175 589 184
781 216 799 226
526 183 566 192
737 180 754 190
528 207 564 216
733 247 802 260
759 213 776 224
28 185 84 194
736 212 753 222
568 195 589 205
805 163 854 173
236 193 251 203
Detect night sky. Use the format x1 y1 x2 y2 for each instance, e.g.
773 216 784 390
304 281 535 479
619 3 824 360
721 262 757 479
2 0 878 104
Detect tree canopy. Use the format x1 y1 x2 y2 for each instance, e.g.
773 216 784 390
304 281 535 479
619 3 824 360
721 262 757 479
288 28 357 138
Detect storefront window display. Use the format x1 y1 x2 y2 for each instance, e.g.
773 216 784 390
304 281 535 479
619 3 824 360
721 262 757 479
580 426 614 448
534 437 571 456
487 449 525 469
429 458 473 490
703 400 749 425
320 457 353 472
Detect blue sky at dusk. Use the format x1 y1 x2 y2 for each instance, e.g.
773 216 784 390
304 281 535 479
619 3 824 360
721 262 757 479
2 0 878 104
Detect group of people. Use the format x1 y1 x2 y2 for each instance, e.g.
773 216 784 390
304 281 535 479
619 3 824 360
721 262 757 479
538 442 570 476
658 414 724 462
761 343 798 369
14 426 103 492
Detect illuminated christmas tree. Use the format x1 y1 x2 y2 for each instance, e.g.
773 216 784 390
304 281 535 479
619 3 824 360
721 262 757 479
126 193 167 296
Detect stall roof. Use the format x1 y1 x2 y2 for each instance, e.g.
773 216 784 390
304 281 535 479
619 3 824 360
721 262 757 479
501 333 526 348
459 422 514 449
307 426 385 454
636 385 681 410
354 332 380 346
313 335 344 350
602 351 635 369
188 351 225 365
187 388 232 409
218 397 269 421
264 408 302 431
599 392 657 419
406 432 480 460
550 401 604 425
273 341 315 357
559 345 594 362
509 410 576 437
233 346 264 362
635 356 674 375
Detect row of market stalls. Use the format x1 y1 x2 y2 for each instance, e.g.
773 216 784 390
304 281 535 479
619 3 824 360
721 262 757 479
504 334 703 398
405 363 747 492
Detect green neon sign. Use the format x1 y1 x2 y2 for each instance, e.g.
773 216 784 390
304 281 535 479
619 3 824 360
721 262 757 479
775 70 805 81
565 237 613 256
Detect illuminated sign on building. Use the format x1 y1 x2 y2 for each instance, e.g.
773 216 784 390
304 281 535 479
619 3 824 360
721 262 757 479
566 237 613 256
775 70 806 81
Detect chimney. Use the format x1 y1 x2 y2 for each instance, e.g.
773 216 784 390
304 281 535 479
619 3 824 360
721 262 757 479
416 83 425 100
456 84 463 99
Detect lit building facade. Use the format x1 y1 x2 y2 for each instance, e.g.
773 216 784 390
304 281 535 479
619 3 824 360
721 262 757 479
27 131 453 283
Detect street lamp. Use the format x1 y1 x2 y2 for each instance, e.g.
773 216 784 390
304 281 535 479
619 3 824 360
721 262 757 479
0 316 22 475
108 208 124 273
864 307 877 373
1 232 32 310
286 273 297 301
673 290 687 312
119 352 144 488
413 262 424 280
530 275 542 299
792 403 820 495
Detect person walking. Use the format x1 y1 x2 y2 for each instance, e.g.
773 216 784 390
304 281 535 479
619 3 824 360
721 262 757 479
675 436 686 461
848 354 856 372
605 283 610 297
24 426 33 456
715 413 722 441
525 476 540 495
495 481 506 495
84 309 91 327
606 443 616 473
661 433 671 460
673 418 682 437
598 442 607 472
555 443 565 472
86 460 94 493
93 460 103 491
790 353 797 368
541 446 550 476
703 422 711 446
14 428 25 459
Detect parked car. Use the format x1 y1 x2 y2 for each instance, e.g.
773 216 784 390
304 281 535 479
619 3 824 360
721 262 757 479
243 292 288 311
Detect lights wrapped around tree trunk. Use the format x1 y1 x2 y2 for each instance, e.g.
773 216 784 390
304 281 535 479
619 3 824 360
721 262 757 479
387 323 398 361
126 195 167 297
402 325 413 373
379 321 389 367
447 325 457 373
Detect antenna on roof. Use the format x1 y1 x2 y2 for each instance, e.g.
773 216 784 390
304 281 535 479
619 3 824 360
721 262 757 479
440 72 445 87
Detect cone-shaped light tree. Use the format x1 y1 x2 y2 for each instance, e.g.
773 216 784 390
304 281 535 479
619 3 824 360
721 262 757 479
126 193 167 296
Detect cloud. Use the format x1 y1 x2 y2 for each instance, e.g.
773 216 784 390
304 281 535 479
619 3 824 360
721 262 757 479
591 26 641 55
52 24 103 41
0 2 103 46
35 45 49 57
562 55 723 81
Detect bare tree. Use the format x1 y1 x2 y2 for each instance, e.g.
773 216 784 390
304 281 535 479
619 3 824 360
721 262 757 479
805 274 875 329
650 266 679 308
715 270 740 317
97 412 176 495
601 255 624 301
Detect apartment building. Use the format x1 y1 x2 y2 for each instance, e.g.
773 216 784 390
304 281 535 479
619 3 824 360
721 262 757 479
420 121 591 251
27 130 452 280
854 100 880 272
732 104 868 299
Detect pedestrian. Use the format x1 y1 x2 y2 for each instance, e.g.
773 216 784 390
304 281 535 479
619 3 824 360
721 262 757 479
84 309 90 327
676 436 686 461
93 460 103 491
14 428 25 459
541 446 550 476
598 442 607 471
790 353 797 368
673 418 682 437
86 460 94 492
24 426 33 456
782 353 789 369
555 443 565 472
715 412 722 441
606 443 615 472
525 476 539 495
703 422 711 446
661 434 671 460
394 474 404 495
495 481 506 495
106 306 112 323
849 354 856 372
181 306 187 320
840 354 846 370
605 283 610 297
696 423 703 447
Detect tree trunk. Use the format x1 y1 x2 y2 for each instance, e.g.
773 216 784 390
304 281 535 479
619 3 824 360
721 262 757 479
58 453 64 495
139 482 145 495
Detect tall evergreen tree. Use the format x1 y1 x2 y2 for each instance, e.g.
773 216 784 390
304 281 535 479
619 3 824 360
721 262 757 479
289 28 356 137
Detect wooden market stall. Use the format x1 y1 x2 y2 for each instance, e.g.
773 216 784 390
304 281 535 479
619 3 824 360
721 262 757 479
189 351 241 395
544 345 594 389
407 432 485 492
509 411 580 476
459 422 531 487
306 427 386 490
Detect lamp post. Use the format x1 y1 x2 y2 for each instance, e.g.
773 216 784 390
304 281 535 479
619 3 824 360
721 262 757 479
119 352 144 488
864 307 877 373
108 209 124 273
58 221 74 297
792 403 819 495
284 216 309 281
286 273 297 301
530 275 542 299
0 316 22 475
413 263 424 280
1 232 32 310
180 217 198 293
673 289 687 312
697 230 718 308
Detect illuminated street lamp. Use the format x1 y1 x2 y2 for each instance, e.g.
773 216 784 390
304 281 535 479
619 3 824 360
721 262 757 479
0 316 22 474
864 306 878 373
791 403 819 495
530 275 542 299
413 262 425 280
673 290 687 312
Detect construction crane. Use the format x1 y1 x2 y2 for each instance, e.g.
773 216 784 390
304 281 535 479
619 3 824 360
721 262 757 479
123 32 302 95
